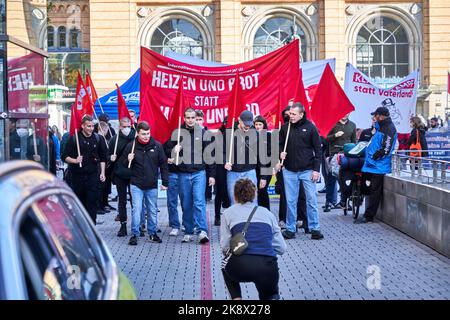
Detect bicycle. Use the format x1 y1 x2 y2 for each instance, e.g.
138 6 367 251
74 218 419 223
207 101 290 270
343 172 364 220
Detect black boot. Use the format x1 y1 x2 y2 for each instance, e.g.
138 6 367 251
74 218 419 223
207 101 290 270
214 215 221 226
117 223 127 237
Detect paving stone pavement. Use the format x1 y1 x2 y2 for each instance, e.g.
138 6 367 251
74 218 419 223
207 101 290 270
96 193 450 300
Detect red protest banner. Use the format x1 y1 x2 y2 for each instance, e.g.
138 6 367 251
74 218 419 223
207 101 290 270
140 40 300 131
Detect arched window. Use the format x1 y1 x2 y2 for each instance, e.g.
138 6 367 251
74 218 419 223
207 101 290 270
356 16 409 79
48 26 55 48
253 17 307 61
58 26 66 48
150 19 204 59
69 27 81 48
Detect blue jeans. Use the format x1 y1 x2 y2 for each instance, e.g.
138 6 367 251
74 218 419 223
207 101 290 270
167 172 181 229
227 170 257 205
283 169 320 233
131 185 158 236
178 170 207 235
325 171 338 205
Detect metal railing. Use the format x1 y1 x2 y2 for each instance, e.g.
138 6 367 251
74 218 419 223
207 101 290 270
392 150 450 188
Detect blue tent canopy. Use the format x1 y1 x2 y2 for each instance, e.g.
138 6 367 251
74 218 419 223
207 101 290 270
94 69 140 119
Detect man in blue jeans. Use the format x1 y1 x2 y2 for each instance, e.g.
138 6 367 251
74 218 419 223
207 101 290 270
225 110 271 205
276 103 324 240
164 141 182 236
120 121 168 245
167 108 216 244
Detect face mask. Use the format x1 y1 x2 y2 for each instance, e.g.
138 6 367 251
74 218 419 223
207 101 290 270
17 128 28 137
121 127 131 136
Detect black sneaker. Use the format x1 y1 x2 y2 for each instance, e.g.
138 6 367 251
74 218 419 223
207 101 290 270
97 209 106 215
110 195 118 202
318 188 327 194
356 217 374 224
214 217 221 226
157 228 162 233
149 234 162 243
323 203 331 212
282 230 296 239
128 235 137 245
117 223 127 237
311 230 324 240
105 204 116 211
139 225 146 237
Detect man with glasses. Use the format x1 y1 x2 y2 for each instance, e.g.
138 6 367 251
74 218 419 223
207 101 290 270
276 103 323 240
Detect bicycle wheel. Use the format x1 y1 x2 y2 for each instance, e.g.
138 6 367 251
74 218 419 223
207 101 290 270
352 182 361 220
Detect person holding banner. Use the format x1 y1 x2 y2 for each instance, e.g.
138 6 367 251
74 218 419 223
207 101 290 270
166 108 216 244
62 115 107 224
108 117 135 237
121 121 168 245
253 115 271 211
276 103 323 240
360 107 397 223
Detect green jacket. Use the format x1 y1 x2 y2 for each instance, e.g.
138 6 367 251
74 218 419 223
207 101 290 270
326 120 357 156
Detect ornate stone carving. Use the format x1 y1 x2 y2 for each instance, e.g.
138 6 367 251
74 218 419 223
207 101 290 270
202 5 213 17
306 4 317 16
137 7 150 18
410 3 421 15
345 5 356 16
242 6 256 17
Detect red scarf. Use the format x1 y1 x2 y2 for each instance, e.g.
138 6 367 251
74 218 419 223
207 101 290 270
137 137 150 145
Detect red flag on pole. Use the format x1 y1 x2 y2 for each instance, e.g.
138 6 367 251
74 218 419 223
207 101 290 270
275 80 287 129
139 90 170 143
310 64 355 137
85 70 99 105
168 79 187 134
293 68 310 112
69 104 80 136
70 71 93 135
116 84 133 125
226 73 246 128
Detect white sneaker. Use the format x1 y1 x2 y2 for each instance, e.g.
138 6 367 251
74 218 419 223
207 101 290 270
169 228 179 236
279 221 286 229
296 220 303 228
182 235 193 243
198 231 209 244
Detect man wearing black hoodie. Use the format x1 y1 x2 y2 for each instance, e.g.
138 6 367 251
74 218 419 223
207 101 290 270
108 117 135 237
276 103 323 240
166 108 216 244
120 121 168 246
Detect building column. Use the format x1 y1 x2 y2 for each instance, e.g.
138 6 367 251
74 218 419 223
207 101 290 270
215 0 241 64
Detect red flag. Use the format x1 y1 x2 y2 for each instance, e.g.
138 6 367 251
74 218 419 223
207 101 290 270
69 104 80 136
85 70 98 105
139 90 170 143
275 80 287 129
447 72 450 94
293 68 310 112
116 84 133 125
75 71 93 117
310 64 355 137
226 73 246 128
168 79 187 135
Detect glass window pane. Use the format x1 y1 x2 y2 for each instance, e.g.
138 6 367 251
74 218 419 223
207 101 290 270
48 27 54 48
370 65 382 78
383 45 396 64
58 27 66 48
397 44 409 63
0 0 5 34
371 45 381 63
397 65 409 78
7 42 47 114
253 17 307 61
383 65 396 78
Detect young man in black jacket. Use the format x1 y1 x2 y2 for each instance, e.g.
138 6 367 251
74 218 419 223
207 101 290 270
108 117 135 237
120 121 168 245
63 115 107 225
276 103 324 240
166 108 216 244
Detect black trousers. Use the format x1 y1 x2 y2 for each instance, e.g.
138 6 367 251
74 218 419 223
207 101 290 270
278 171 307 224
222 254 280 300
101 176 112 208
115 176 130 223
364 173 384 219
72 172 100 224
257 169 270 211
215 164 230 219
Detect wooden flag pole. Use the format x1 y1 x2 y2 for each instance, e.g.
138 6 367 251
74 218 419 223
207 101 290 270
227 117 236 165
113 131 119 156
175 116 182 165
128 124 137 168
280 121 291 166
74 129 82 168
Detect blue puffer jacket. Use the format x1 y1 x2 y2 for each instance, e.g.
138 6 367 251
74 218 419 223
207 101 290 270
362 117 397 175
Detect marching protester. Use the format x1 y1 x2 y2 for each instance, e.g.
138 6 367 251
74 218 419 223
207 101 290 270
220 178 286 300
95 113 116 140
274 106 308 232
276 103 323 240
108 117 135 237
324 114 356 212
253 115 271 211
98 121 115 215
166 108 216 244
360 107 397 223
120 121 168 245
62 115 107 224
224 110 271 206
196 109 213 203
214 117 231 226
